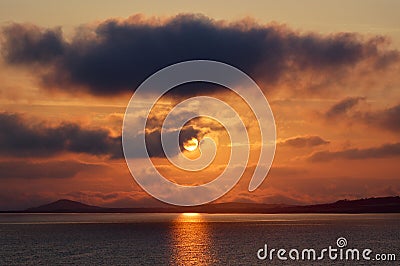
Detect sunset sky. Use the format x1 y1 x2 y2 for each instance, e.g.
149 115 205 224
0 0 399 210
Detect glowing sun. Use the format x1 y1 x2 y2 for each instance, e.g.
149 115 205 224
183 137 199 152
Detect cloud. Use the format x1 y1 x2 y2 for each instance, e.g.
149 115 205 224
1 14 398 95
61 190 163 208
260 194 307 205
144 125 204 157
1 23 65 64
361 103 400 132
127 126 208 158
0 112 122 158
324 100 400 133
325 97 365 118
280 135 329 148
308 142 400 162
0 112 206 159
0 160 105 179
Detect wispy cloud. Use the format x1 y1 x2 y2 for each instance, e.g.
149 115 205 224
280 135 330 148
325 97 365 118
308 142 400 162
0 160 106 179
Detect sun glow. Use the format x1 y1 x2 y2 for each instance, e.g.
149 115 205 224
183 137 199 152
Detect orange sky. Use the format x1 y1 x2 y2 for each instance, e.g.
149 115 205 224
0 1 399 210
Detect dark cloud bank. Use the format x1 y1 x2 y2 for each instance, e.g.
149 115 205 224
0 112 202 159
0 112 122 158
1 14 398 95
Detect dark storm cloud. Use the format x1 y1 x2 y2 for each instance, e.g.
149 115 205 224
0 160 104 179
325 97 365 118
280 135 329 148
308 142 400 162
1 14 398 95
0 112 122 158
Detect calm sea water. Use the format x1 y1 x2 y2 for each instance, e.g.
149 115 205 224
0 213 399 265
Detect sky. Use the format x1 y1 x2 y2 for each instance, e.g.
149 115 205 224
0 1 399 210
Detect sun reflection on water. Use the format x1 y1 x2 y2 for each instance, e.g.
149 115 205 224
181 213 200 219
170 213 215 265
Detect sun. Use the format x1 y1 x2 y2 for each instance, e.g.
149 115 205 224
183 137 199 152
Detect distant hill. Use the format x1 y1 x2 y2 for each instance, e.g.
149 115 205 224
26 199 103 212
21 196 400 214
282 196 400 213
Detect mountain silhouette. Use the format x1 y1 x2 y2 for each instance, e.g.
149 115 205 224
26 199 103 212
22 196 400 213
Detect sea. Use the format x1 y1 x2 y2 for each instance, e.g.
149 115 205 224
0 213 399 265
